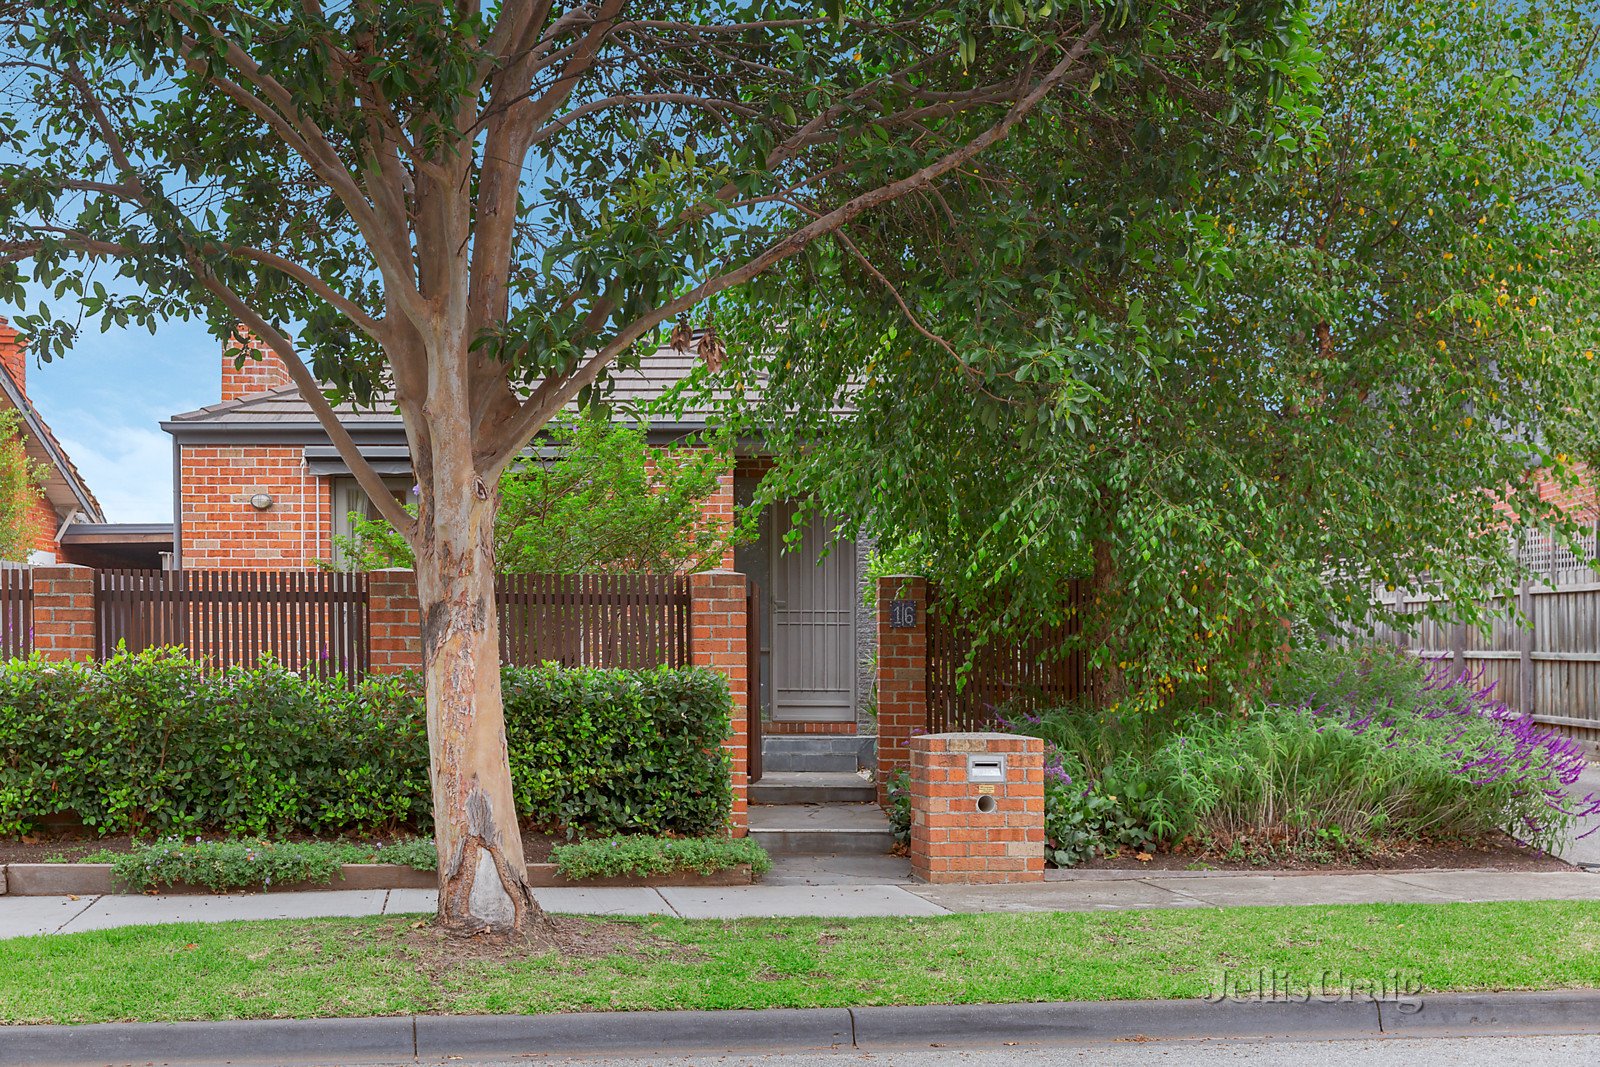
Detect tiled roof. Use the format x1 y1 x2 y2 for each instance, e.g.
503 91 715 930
166 346 739 428
0 367 104 523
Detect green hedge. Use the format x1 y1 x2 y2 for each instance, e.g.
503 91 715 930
0 649 733 839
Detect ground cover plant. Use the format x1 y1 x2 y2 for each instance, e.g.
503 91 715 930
1003 646 1600 866
0 901 1596 1024
0 650 733 840
104 837 439 892
550 836 770 880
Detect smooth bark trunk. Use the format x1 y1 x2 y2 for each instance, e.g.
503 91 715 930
415 460 540 936
1087 536 1126 709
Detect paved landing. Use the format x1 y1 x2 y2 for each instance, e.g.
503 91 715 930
5 868 1599 939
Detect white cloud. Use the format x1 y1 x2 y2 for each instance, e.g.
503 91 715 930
55 424 173 523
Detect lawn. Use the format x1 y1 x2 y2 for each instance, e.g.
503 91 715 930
1 901 1598 1024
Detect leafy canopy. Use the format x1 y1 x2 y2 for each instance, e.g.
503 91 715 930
721 0 1600 711
330 418 746 575
0 409 42 563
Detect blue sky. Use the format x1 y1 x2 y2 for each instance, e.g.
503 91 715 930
20 312 220 523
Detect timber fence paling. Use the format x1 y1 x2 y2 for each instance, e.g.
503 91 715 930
494 572 691 670
1373 535 1600 739
0 566 30 656
924 581 1089 734
93 568 370 678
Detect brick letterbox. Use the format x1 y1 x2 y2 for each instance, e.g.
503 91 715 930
908 732 1045 883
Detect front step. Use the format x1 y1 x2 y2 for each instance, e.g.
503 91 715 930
761 735 876 773
747 803 896 855
750 771 876 805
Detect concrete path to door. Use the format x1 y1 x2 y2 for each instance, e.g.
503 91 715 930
5 865 1600 939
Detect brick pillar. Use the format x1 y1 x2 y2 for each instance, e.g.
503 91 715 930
367 569 423 674
32 564 97 662
909 733 1044 884
690 569 750 836
876 575 927 804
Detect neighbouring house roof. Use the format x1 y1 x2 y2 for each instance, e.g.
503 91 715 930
59 522 174 546
0 359 105 526
163 346 735 443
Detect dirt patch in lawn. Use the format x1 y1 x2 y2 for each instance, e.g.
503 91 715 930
368 914 690 977
1076 832 1575 874
0 827 565 865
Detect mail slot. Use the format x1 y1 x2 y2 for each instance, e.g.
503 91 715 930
967 754 1006 782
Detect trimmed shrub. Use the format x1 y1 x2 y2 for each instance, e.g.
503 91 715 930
503 665 733 838
106 836 439 892
0 649 733 839
551 835 770 880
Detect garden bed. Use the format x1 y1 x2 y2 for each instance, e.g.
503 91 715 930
0 828 565 866
0 861 755 896
1073 832 1575 874
0 829 767 895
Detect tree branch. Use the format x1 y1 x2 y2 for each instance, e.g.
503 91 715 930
484 21 1105 469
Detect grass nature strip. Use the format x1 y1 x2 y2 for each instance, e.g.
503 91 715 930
1 901 1598 1024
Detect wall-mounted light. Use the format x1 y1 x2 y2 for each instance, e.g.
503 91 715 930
249 493 274 511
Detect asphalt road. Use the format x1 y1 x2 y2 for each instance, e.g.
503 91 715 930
374 1034 1600 1066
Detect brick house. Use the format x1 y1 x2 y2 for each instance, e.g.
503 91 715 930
0 318 112 564
162 337 877 736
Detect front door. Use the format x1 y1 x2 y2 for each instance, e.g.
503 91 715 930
771 501 857 721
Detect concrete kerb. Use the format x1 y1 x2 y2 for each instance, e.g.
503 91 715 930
11 992 1600 1066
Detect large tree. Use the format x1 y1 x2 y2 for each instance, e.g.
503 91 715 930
0 1 1305 934
731 0 1600 714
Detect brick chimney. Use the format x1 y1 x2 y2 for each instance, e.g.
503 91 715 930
0 317 26 397
221 330 293 401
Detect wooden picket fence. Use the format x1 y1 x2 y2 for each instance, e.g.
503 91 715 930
95 569 369 677
0 567 30 658
79 569 692 679
924 582 1089 732
495 573 691 669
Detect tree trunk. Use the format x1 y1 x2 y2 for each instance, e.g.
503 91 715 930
1088 536 1126 709
414 458 540 937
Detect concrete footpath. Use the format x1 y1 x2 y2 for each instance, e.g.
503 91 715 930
7 991 1600 1067
4 861 1600 939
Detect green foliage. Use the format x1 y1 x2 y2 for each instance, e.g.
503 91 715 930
884 770 911 847
551 835 770 881
330 418 747 575
107 836 438 892
727 0 1600 715
0 650 428 838
1009 645 1585 865
0 650 733 839
502 664 735 838
0 409 43 563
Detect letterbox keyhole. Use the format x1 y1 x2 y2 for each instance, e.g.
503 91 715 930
975 794 997 814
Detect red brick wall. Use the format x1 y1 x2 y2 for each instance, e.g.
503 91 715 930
221 333 293 401
690 570 750 835
909 733 1044 884
31 564 96 661
368 569 423 674
765 720 858 735
876 575 927 803
0 317 25 398
178 444 331 568
26 493 58 558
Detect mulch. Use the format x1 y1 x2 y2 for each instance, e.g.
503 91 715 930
1077 832 1576 874
0 827 566 865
